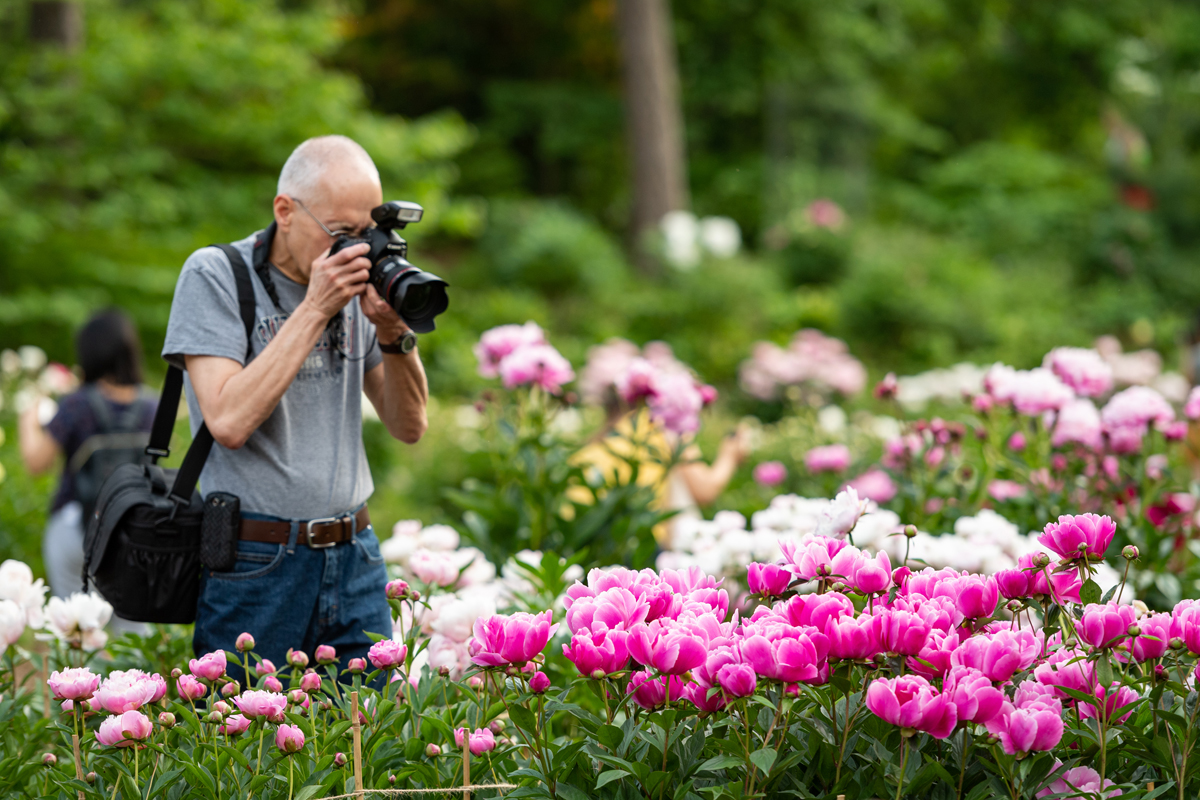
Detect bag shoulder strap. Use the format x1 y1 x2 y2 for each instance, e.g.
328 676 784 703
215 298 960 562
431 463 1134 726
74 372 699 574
83 384 115 433
144 242 258 505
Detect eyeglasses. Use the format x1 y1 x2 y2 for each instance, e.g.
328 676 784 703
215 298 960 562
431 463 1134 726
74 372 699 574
290 196 372 239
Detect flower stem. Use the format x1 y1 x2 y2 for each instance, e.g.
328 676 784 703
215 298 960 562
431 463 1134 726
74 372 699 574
895 736 909 800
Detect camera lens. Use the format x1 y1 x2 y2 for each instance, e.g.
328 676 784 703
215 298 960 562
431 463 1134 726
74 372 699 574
375 257 448 333
401 284 432 316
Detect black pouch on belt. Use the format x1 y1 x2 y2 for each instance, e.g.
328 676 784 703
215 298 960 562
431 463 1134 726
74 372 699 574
200 492 241 571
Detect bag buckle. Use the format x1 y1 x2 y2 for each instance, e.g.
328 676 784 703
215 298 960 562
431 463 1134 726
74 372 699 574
305 516 347 549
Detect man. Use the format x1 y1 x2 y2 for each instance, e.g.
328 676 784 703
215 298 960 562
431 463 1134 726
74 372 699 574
162 135 427 672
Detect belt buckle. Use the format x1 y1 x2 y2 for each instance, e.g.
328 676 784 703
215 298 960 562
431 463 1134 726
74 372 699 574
305 516 344 549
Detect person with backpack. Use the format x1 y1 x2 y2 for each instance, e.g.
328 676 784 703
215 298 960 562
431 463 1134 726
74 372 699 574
18 310 158 608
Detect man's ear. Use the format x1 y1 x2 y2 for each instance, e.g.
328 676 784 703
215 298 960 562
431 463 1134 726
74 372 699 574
273 195 295 232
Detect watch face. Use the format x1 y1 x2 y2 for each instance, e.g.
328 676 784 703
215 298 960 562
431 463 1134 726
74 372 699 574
401 331 418 354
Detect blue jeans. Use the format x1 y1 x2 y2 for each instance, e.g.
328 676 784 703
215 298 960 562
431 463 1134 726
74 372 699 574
193 513 391 684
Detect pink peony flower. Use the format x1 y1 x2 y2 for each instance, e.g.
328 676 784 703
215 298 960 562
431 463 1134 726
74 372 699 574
233 690 288 722
409 550 462 587
1008 368 1076 416
176 674 206 702
219 713 252 736
1033 648 1094 701
368 640 408 670
874 608 931 657
781 535 850 581
47 667 100 701
845 469 897 503
628 622 709 676
255 659 277 676
498 343 575 394
944 666 1005 724
93 670 166 714
738 625 830 684
1053 398 1104 449
474 322 546 378
1044 347 1114 398
264 676 283 693
987 480 1028 502
824 614 881 661
953 575 1000 620
746 563 792 598
1008 432 1027 452
96 711 153 748
806 199 846 230
276 724 305 754
1039 513 1116 562
752 461 788 487
805 444 851 474
716 663 757 698
1186 386 1200 421
785 592 855 631
626 671 685 710
469 611 559 668
1131 613 1172 662
994 567 1033 600
851 550 893 596
189 650 227 682
985 702 1064 755
564 586 651 635
1037 765 1120 799
1079 682 1140 725
300 671 322 693
1078 602 1137 650
563 629 631 677
865 675 957 739
455 727 497 755
645 369 705 434
1101 386 1175 432
949 630 1040 682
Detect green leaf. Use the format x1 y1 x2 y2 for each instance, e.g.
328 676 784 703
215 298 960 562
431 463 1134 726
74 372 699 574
556 784 590 800
749 747 777 775
295 786 325 800
598 723 624 752
595 769 630 789
508 702 539 735
698 754 742 772
1080 579 1101 606
1096 652 1114 689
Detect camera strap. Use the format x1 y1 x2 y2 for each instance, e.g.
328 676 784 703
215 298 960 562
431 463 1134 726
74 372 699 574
145 242 259 506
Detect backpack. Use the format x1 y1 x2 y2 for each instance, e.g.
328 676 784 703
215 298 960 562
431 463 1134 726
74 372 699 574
82 244 256 623
70 386 156 524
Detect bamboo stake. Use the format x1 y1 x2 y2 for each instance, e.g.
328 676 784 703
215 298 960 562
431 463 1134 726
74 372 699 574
351 691 364 796
42 655 51 718
71 732 85 800
462 742 470 800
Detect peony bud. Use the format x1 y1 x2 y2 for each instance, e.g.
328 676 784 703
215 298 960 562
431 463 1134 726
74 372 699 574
386 579 410 600
426 743 442 758
315 645 337 665
347 658 366 674
1031 553 1051 570
437 666 451 677
221 681 240 698
214 700 231 715
170 668 182 679
289 689 306 705
264 676 283 693
1170 637 1186 651
904 524 918 539
1123 545 1139 561
236 632 256 652
468 676 484 689
158 712 176 729
389 775 397 786
409 590 421 602
300 671 321 693
42 753 57 766
286 649 309 669
529 671 551 694
334 752 347 767
1005 600 1023 613
488 719 506 734
1128 624 1142 637
206 711 224 725
590 669 606 681
85 772 96 785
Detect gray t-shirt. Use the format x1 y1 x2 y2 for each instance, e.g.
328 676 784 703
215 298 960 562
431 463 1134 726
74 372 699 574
162 230 383 519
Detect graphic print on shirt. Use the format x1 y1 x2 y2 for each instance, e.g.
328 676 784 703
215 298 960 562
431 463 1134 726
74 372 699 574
255 313 357 379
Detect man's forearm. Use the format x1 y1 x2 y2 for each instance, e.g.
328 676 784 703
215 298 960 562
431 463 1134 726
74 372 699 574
187 301 330 449
376 350 428 444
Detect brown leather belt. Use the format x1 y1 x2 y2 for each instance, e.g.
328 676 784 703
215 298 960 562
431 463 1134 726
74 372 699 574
239 507 370 549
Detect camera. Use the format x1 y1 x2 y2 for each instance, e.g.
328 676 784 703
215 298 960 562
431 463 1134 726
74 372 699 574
327 200 448 333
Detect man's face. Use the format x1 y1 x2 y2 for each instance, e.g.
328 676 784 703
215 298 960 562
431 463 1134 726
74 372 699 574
276 170 383 281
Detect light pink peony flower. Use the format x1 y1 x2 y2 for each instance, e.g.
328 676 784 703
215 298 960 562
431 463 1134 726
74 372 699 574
579 338 641 405
176 674 206 702
1037 765 1120 799
1052 398 1103 449
255 659 277 676
987 480 1028 502
264 676 283 693
1039 513 1116 562
189 650 227 682
219 714 252 736
455 726 497 755
276 724 305 754
1044 347 1114 398
805 444 851 474
233 690 288 722
368 639 408 670
752 461 787 487
47 667 99 701
474 322 546 378
865 675 957 739
1186 386 1200 421
96 710 153 747
93 670 166 714
409 550 461 587
1008 368 1076 416
564 586 650 635
845 469 897 503
469 611 559 668
498 343 575 394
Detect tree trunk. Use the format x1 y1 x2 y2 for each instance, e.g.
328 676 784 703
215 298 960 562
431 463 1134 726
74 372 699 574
615 0 689 255
29 1 83 50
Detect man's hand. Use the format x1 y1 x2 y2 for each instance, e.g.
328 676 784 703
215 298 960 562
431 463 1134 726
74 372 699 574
301 242 372 319
361 284 410 344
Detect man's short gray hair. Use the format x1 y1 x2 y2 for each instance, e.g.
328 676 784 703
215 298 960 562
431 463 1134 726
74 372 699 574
277 135 381 201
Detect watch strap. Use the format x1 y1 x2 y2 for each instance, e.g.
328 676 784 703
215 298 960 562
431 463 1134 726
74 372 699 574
379 330 417 354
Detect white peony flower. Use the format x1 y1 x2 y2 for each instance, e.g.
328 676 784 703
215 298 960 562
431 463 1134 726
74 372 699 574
814 488 870 539
661 211 700 270
0 599 25 650
44 592 113 651
698 216 741 258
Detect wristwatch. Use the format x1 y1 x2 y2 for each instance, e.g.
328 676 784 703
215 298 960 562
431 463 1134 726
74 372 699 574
380 330 418 355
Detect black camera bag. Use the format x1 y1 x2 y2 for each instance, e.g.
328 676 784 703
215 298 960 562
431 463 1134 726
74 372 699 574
82 244 256 623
